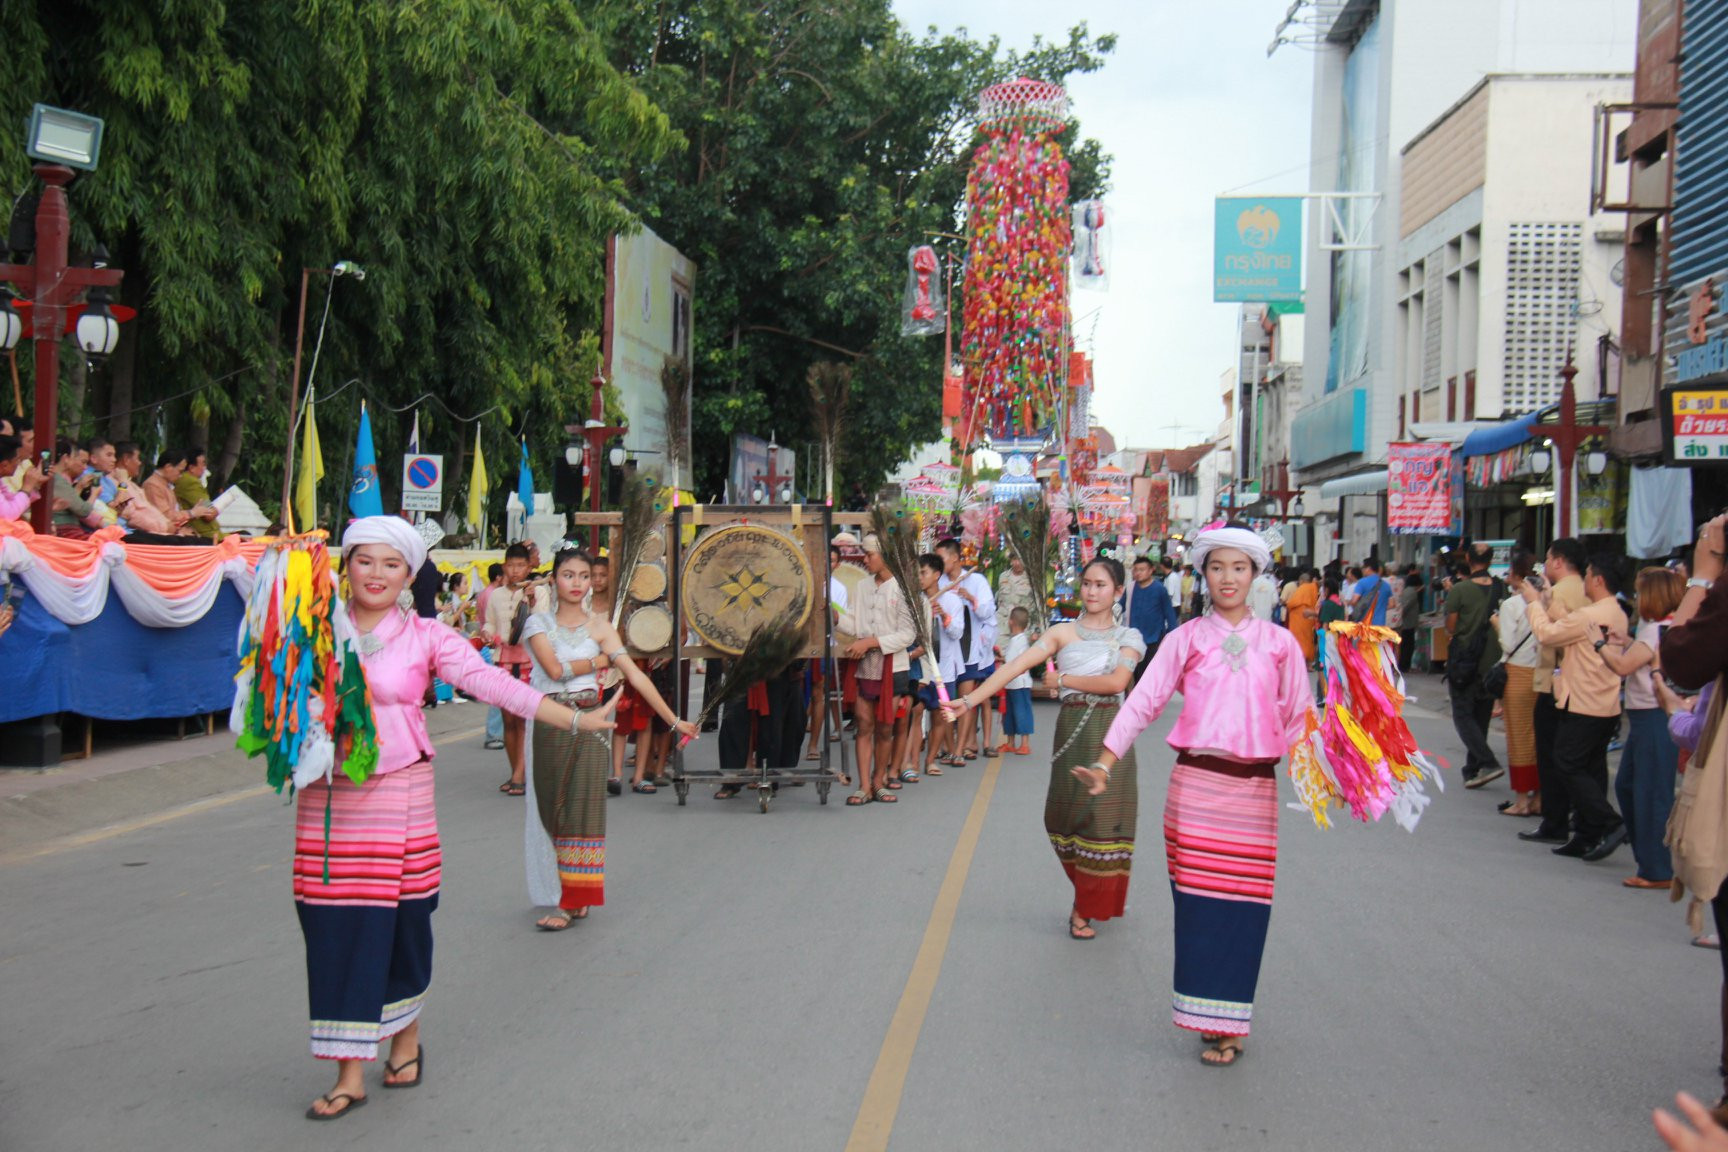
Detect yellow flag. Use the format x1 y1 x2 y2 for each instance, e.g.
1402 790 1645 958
294 387 324 532
466 423 488 534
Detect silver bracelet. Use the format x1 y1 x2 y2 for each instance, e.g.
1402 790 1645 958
1089 761 1112 777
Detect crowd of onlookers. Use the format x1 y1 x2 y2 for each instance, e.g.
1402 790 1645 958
0 418 224 542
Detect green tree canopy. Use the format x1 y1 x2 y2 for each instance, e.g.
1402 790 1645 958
592 3 1115 498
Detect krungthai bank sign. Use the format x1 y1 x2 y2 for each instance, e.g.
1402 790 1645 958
1214 197 1302 303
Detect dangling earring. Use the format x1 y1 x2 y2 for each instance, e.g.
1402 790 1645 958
397 589 415 613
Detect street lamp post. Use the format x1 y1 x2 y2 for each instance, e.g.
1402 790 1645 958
750 436 795 504
1547 354 1607 539
0 163 124 534
577 368 625 513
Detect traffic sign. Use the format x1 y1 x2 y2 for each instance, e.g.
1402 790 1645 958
402 453 443 512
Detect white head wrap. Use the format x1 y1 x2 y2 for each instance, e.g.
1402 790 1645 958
860 533 883 556
1189 526 1272 576
342 515 428 573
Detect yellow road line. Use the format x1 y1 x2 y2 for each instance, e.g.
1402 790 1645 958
3 725 489 863
845 753 1002 1152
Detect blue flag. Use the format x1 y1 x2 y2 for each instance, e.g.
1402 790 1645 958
349 402 384 519
517 438 534 516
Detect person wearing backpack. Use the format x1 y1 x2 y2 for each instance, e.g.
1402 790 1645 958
1444 542 1506 789
1350 557 1392 626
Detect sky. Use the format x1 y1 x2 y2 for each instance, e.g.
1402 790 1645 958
891 0 1316 450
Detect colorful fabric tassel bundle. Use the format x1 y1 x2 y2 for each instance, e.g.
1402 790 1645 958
231 534 378 796
1288 621 1444 832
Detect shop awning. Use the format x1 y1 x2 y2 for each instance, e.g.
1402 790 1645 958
1410 421 1500 445
1460 415 1541 458
1318 470 1389 498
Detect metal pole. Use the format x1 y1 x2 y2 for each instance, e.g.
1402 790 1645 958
282 267 311 529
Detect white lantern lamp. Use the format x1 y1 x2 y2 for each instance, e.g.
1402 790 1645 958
1585 450 1608 476
75 285 120 358
0 293 21 352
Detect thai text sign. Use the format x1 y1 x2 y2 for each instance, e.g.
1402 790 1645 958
1214 197 1302 303
1663 388 1728 465
401 454 443 513
1386 442 1456 535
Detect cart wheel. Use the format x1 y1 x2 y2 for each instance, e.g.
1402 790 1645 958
817 780 831 805
758 789 771 814
675 779 689 807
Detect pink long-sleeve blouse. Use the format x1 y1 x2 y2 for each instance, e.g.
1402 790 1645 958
359 609 546 775
1102 614 1314 764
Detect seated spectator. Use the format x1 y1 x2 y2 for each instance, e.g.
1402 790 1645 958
142 450 194 535
82 436 118 505
0 416 31 458
50 437 99 538
174 445 223 540
0 433 47 521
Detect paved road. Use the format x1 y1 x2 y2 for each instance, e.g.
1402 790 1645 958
0 677 1716 1151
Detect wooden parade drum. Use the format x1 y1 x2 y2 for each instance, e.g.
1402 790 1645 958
680 523 814 654
625 603 674 654
628 559 668 603
832 561 869 648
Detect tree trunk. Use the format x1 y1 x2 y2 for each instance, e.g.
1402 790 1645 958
106 232 145 440
216 395 246 486
62 342 88 440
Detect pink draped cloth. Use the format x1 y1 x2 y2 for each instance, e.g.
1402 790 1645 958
360 609 546 775
1103 615 1312 763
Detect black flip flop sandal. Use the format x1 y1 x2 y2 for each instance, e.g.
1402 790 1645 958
306 1092 368 1121
383 1046 424 1089
501 781 525 797
1200 1039 1245 1068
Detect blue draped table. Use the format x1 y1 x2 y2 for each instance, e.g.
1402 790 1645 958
0 584 244 723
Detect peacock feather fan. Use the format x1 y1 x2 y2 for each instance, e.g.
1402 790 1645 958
660 354 691 495
610 469 667 628
807 361 852 505
691 606 808 731
868 500 933 657
1000 493 1053 618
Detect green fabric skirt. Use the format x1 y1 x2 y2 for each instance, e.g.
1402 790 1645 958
1044 698 1138 921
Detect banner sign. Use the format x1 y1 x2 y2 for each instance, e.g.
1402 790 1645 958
402 454 444 512
1662 386 1728 465
1386 442 1456 535
1214 197 1303 303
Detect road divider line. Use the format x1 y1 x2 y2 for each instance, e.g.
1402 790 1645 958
4 724 490 862
845 753 1002 1152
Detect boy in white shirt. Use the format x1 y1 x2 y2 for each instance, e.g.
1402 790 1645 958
1001 606 1035 755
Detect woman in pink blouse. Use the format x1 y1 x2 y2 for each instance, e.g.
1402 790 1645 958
1073 525 1313 1069
300 518 616 1121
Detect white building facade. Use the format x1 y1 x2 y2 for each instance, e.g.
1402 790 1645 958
1287 0 1637 560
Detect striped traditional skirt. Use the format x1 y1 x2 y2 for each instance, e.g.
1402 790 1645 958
293 761 440 1061
1502 664 1538 793
1046 697 1138 921
526 693 611 911
1165 754 1279 1037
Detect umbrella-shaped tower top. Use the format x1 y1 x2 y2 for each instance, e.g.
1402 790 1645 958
978 77 1070 133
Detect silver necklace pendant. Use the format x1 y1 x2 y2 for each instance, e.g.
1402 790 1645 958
1220 625 1248 671
357 630 385 657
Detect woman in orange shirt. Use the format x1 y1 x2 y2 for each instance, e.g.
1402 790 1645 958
1285 569 1321 665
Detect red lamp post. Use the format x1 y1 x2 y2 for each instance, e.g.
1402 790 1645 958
0 164 124 533
1546 355 1606 539
574 368 625 513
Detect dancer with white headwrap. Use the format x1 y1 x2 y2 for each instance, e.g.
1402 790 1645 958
295 516 617 1121
1072 523 1314 1068
944 556 1146 940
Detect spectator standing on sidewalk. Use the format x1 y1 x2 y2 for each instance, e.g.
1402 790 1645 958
1396 567 1424 671
1519 538 1590 846
1656 512 1728 1126
1513 553 1629 862
1494 549 1542 818
1600 567 1683 888
1119 554 1177 683
1443 543 1505 789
